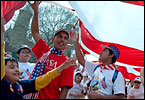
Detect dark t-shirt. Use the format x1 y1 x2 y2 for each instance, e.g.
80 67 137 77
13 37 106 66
0 77 36 99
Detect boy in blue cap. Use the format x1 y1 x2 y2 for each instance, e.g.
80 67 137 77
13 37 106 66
70 29 125 99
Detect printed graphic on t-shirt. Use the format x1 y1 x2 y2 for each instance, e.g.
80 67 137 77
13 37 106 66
20 69 31 79
90 76 101 92
101 77 107 89
45 60 58 70
90 76 107 93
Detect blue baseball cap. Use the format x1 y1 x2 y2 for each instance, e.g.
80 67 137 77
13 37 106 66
17 45 31 54
102 44 120 59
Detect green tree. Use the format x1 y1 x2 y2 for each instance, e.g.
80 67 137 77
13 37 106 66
5 3 79 63
5 4 36 62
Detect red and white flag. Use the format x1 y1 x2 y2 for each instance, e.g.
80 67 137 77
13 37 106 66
1 1 144 80
1 1 26 23
69 1 144 80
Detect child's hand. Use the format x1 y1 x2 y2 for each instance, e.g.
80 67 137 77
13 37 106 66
57 58 77 73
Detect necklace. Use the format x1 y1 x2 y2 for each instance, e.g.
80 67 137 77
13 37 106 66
9 82 23 93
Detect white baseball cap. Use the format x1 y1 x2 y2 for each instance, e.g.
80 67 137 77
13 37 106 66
134 77 141 82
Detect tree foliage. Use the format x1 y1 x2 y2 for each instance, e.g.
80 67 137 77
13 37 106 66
5 3 79 62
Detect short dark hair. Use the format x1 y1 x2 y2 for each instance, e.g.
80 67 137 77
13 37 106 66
108 49 116 63
75 73 83 82
4 57 18 66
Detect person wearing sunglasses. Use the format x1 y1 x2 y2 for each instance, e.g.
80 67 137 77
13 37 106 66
128 77 144 99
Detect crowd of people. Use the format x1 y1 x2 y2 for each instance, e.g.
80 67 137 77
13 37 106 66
1 1 144 99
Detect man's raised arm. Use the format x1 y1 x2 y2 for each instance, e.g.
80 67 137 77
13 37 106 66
28 1 41 43
70 29 85 67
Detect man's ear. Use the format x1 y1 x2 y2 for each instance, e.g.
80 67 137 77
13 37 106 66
109 53 115 58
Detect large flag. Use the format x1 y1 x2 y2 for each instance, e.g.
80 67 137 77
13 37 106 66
1 1 26 23
1 1 144 80
69 1 144 80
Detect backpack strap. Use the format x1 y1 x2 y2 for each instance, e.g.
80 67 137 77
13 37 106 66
112 70 119 94
112 70 119 83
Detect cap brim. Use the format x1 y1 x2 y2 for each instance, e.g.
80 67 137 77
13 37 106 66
54 29 69 37
17 47 31 53
101 44 111 49
23 47 31 52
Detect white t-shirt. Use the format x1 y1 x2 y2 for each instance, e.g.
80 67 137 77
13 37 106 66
84 61 125 95
18 62 35 79
128 84 144 99
127 83 132 96
67 82 84 99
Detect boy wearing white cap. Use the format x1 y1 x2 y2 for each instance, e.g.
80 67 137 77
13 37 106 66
128 77 144 99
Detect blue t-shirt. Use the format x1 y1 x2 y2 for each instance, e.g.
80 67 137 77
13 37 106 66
0 77 36 99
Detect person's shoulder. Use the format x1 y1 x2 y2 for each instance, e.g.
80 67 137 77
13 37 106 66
19 78 35 85
29 62 36 66
129 87 135 91
1 77 8 84
117 70 124 77
86 60 100 65
80 83 84 87
56 55 69 61
61 55 69 59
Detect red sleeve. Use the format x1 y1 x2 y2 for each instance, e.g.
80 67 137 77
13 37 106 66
60 63 74 88
32 38 51 60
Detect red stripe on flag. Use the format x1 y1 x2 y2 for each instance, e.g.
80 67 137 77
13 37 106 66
79 21 144 67
1 1 26 23
133 67 142 72
80 45 90 54
117 66 140 80
122 1 144 6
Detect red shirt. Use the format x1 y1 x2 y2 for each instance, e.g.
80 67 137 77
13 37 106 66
32 38 74 99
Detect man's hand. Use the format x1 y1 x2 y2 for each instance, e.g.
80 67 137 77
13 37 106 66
28 1 42 12
87 91 102 99
70 29 79 43
57 58 76 73
87 91 125 99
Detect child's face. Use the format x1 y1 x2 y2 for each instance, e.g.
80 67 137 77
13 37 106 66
75 74 83 83
5 61 20 84
99 48 111 62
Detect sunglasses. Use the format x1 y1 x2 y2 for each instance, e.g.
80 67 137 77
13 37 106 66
134 81 141 84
